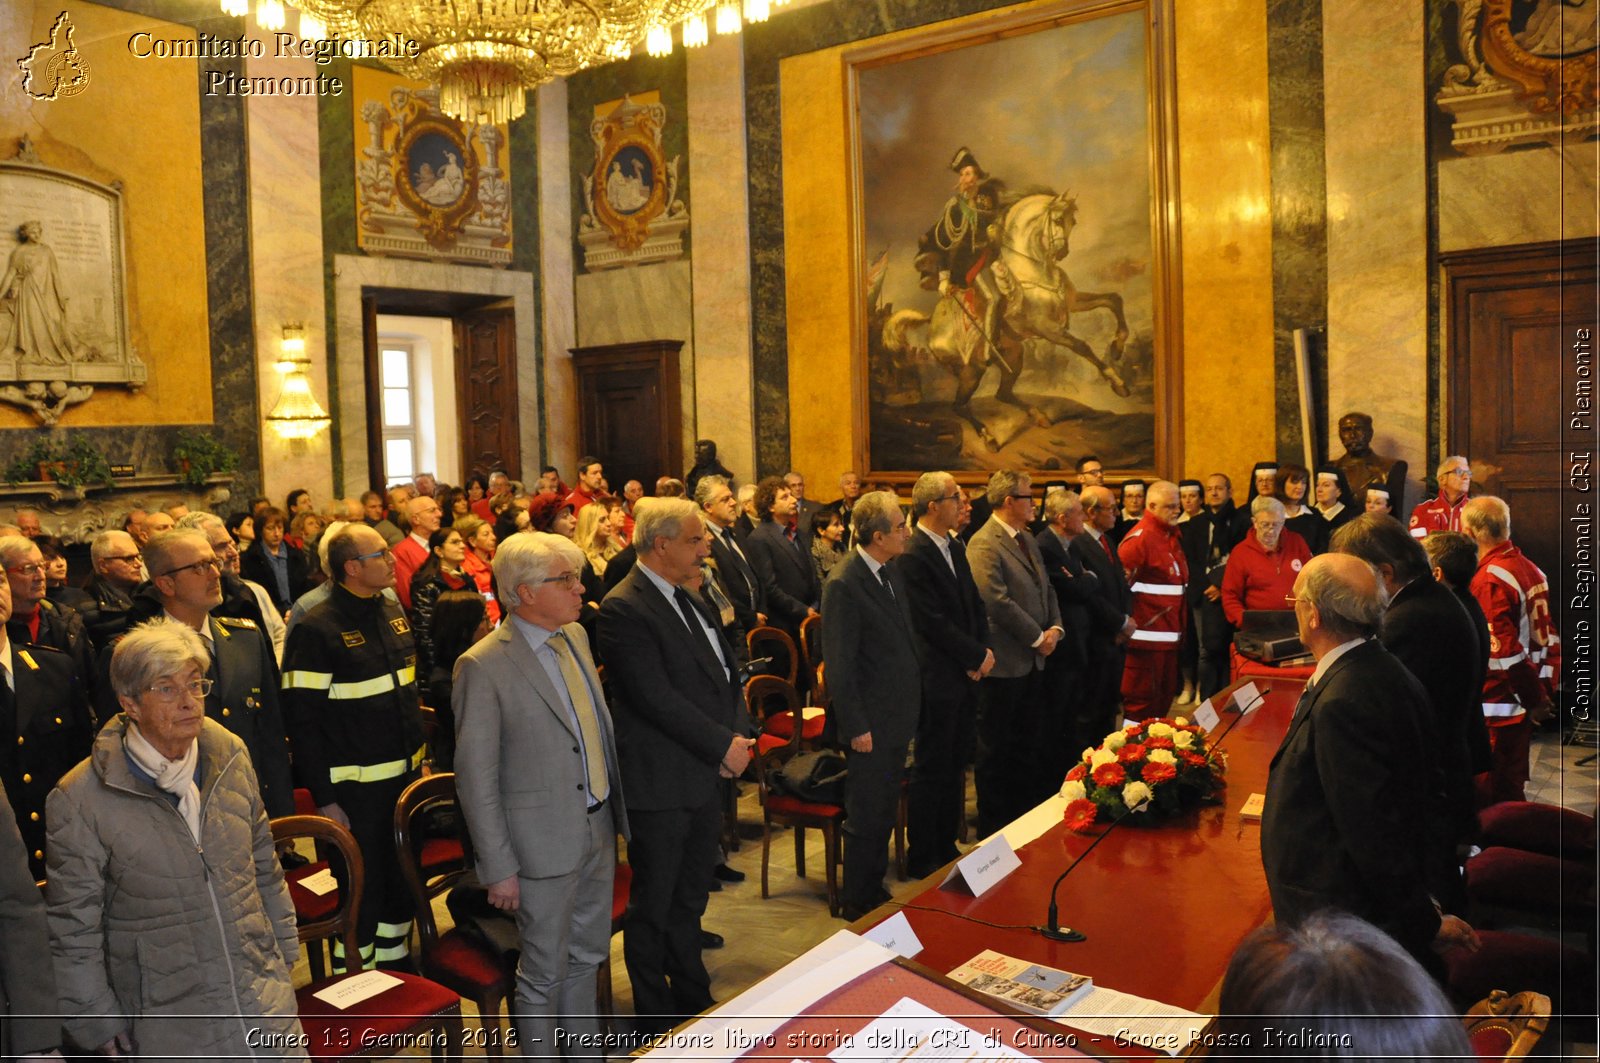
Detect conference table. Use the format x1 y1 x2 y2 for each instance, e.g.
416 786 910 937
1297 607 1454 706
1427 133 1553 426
648 678 1307 1061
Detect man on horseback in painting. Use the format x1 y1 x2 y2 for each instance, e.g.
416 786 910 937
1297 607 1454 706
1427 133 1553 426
916 147 1009 356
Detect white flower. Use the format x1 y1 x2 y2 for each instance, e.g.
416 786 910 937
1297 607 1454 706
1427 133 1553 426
1122 781 1153 810
1173 716 1189 727
1061 779 1087 802
1103 730 1128 751
1090 748 1119 769
1173 730 1196 750
1146 748 1177 766
1146 721 1175 738
1081 747 1096 764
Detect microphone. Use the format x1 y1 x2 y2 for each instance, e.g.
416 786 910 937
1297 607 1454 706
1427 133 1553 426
1036 795 1150 943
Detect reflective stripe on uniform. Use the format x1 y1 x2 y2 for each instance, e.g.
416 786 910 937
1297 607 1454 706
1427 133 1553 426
1129 630 1181 643
1482 701 1524 718
328 747 425 785
373 942 411 962
1487 650 1527 671
328 665 416 701
376 919 413 938
1129 582 1184 597
1410 527 1427 538
282 670 333 690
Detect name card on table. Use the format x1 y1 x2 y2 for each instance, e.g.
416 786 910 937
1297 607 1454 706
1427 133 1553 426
1232 682 1264 714
861 911 924 958
940 834 1021 897
1192 699 1221 733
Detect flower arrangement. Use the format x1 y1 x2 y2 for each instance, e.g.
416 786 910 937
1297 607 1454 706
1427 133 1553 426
1060 716 1227 831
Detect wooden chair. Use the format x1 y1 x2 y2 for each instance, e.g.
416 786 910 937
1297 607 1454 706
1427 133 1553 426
745 674 825 748
747 625 799 686
750 701 844 916
287 788 338 981
798 613 824 688
394 775 515 1058
596 858 631 1035
1463 989 1551 1061
270 814 464 1062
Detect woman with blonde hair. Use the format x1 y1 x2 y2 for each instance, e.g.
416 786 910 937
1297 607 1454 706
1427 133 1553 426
574 499 622 578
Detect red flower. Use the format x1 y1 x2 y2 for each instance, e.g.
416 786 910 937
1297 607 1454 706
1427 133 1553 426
1065 763 1087 783
1063 799 1098 831
1092 761 1126 787
1118 743 1146 763
1146 735 1175 750
1180 751 1207 769
1143 761 1177 784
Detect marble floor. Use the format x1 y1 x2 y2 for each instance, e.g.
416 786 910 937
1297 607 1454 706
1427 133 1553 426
303 723 1599 1058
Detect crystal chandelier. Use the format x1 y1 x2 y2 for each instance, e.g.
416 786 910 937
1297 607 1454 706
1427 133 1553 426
279 0 756 125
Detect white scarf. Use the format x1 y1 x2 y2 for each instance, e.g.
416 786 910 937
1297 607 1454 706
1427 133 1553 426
125 723 202 842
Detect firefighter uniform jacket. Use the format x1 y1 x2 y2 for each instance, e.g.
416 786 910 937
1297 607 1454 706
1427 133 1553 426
1470 541 1560 724
281 582 424 807
1409 490 1469 539
1117 513 1189 652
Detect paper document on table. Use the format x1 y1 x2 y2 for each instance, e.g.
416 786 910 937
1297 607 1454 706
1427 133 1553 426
311 970 402 1009
829 997 1037 1062
1055 986 1209 1056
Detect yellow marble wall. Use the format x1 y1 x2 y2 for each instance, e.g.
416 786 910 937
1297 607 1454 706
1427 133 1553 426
780 0 1279 493
0 0 211 428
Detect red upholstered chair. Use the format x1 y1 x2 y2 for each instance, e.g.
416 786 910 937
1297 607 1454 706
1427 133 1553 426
745 674 824 747
747 625 799 686
596 860 631 1033
270 814 464 1062
1477 801 1597 859
287 788 337 980
1464 846 1597 937
1444 929 1595 1021
751 702 843 916
394 774 514 1058
1462 989 1550 1061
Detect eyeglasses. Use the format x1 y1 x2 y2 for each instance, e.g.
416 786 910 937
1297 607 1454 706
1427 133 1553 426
1444 468 1471 478
354 548 393 562
938 493 963 504
5 562 44 576
144 677 214 702
1009 493 1036 502
104 554 143 564
162 558 220 578
539 572 582 589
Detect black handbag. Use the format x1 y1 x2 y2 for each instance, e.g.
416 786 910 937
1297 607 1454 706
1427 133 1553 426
771 749 848 804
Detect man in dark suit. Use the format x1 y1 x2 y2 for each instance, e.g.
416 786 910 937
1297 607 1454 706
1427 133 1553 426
1181 473 1242 700
743 476 818 646
785 471 825 554
696 475 766 634
966 470 1063 836
80 529 142 651
1070 486 1135 741
1262 553 1479 973
1331 513 1490 891
822 493 921 918
1036 489 1103 776
899 473 992 877
2 534 94 703
597 498 756 1034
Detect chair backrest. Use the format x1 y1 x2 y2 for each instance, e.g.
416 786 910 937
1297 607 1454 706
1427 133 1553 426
1463 989 1552 1061
744 675 801 732
811 660 830 711
747 625 798 685
271 814 365 964
418 704 439 752
393 772 470 955
798 614 823 676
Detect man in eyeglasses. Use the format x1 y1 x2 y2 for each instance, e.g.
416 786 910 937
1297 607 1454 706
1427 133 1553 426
117 530 293 820
1 534 94 702
281 523 425 973
0 542 91 880
1409 456 1474 539
80 529 143 650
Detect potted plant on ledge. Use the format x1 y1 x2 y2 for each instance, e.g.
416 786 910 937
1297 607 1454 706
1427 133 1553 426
172 429 240 488
3 434 116 490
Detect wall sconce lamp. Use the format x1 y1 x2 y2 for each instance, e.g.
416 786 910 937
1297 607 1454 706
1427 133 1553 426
265 323 332 440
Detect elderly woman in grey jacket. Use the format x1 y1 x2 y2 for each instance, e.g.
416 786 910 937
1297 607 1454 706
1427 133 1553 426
45 619 307 1060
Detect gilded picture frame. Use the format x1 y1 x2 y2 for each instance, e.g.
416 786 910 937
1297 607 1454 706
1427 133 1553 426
393 112 481 250
844 0 1181 485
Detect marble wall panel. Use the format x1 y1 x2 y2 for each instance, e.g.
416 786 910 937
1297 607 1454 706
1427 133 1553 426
1324 0 1428 504
1439 144 1600 253
687 35 756 485
537 81 578 477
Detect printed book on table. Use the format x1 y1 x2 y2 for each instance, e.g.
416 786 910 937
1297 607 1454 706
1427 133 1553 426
946 949 1094 1016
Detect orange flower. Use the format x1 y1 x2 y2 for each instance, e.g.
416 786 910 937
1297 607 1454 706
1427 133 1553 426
1117 743 1146 763
1145 735 1175 750
1092 761 1126 787
1065 763 1087 783
1063 799 1098 831
1143 761 1177 784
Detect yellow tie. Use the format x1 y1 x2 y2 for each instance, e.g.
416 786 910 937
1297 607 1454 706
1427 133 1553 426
549 632 610 804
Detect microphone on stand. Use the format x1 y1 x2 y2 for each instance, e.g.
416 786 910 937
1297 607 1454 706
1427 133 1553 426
1036 795 1150 943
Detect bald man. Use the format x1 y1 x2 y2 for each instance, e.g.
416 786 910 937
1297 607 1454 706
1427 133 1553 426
1262 554 1477 975
1116 481 1188 720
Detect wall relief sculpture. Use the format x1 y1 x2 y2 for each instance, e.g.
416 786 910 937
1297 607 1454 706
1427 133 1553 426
0 137 147 425
1437 0 1598 154
355 85 512 266
578 94 688 271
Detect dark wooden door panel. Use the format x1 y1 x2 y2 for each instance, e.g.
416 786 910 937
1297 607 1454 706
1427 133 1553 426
571 341 683 493
455 307 520 480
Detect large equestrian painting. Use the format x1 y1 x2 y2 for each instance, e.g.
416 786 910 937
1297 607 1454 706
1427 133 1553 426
852 3 1175 478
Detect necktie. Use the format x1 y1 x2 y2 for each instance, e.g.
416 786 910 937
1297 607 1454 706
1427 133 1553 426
723 529 755 595
1015 531 1039 577
1291 680 1316 722
877 567 895 601
549 633 610 803
674 587 725 679
1101 533 1116 564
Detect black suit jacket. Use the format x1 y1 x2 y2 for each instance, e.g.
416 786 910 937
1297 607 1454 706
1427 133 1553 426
3 642 92 879
1069 531 1131 641
820 552 921 747
1036 528 1098 668
7 599 94 707
239 540 311 614
899 528 989 694
597 566 751 813
206 615 295 819
705 521 765 633
1382 576 1493 850
1261 640 1443 962
744 520 818 630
